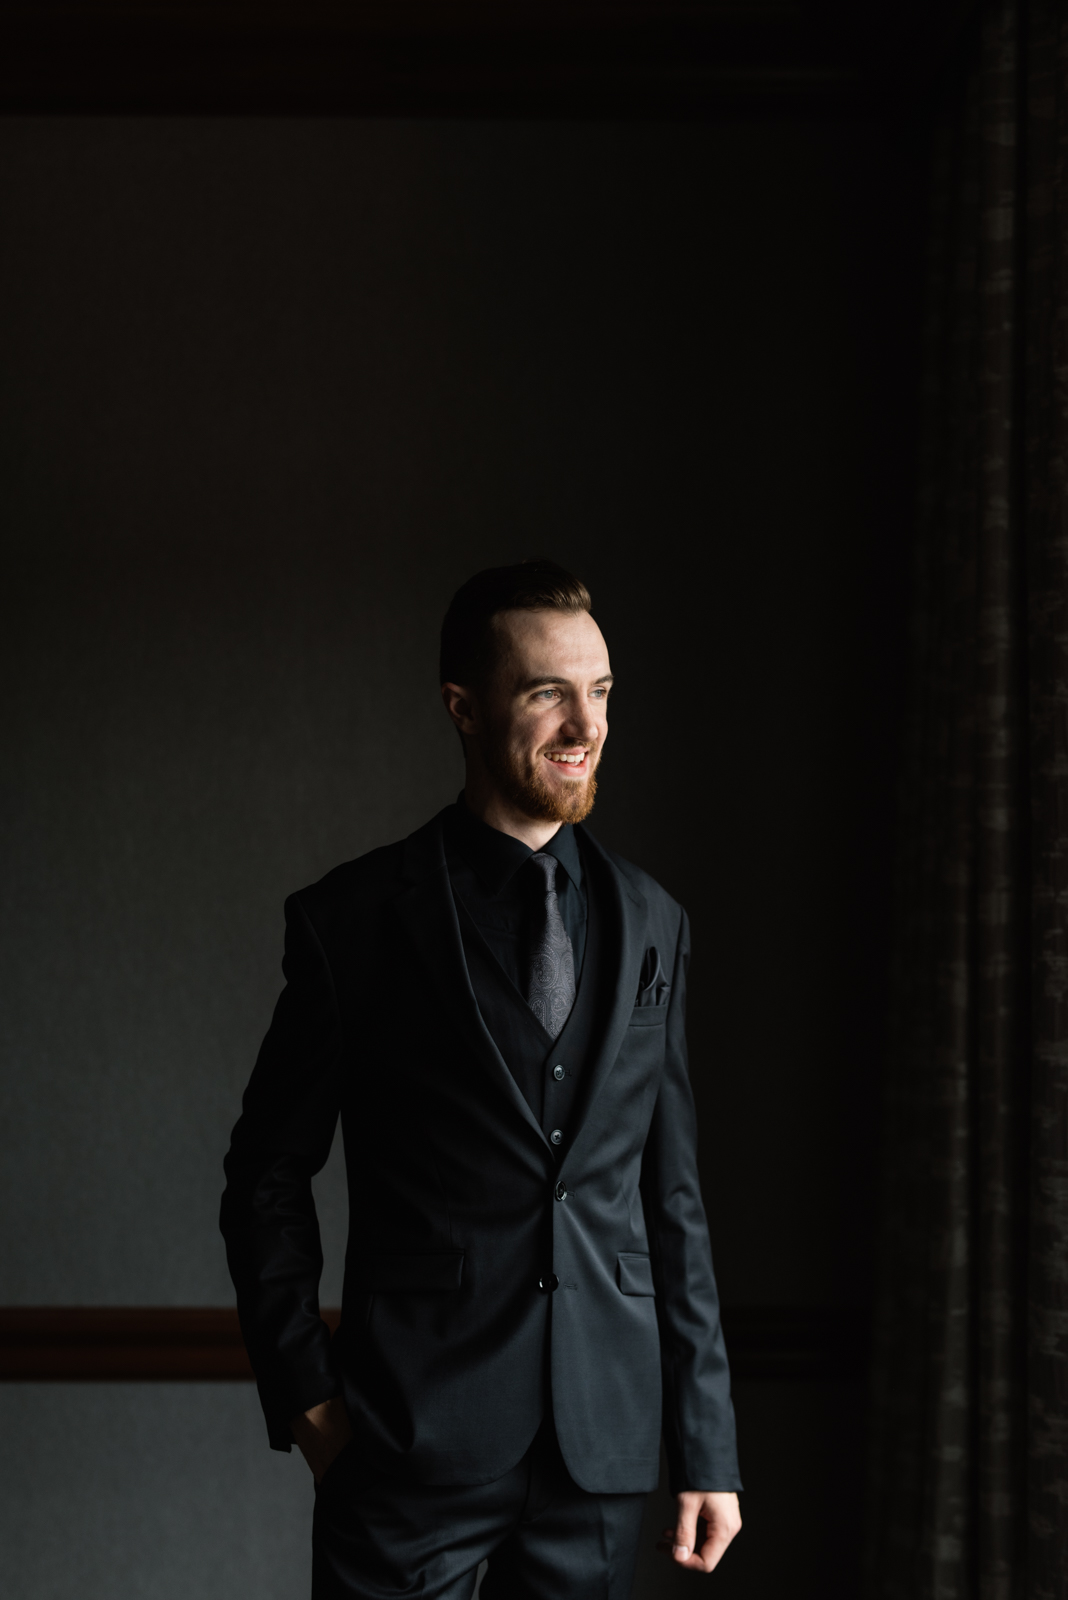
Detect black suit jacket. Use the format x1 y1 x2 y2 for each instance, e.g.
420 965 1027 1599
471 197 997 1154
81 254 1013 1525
220 810 741 1496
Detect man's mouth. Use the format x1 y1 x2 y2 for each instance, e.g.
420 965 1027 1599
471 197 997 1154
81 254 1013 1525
545 749 590 770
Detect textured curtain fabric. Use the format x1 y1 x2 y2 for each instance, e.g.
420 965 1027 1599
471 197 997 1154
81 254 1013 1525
866 2 1068 1596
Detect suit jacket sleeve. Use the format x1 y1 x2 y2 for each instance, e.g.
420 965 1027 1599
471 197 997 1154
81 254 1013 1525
219 892 344 1450
640 907 743 1494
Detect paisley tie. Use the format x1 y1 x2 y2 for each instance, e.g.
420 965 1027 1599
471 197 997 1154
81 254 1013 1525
526 853 577 1040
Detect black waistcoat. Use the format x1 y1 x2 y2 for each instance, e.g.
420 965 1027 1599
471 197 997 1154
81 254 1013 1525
453 870 604 1151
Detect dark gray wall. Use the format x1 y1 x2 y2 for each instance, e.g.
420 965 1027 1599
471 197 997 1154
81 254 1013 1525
0 116 918 1597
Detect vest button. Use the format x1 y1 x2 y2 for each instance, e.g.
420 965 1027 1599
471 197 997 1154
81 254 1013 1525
553 1065 565 1080
550 1128 563 1145
554 1181 567 1201
538 1274 560 1293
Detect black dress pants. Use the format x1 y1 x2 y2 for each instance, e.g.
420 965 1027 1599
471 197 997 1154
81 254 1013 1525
311 1420 647 1600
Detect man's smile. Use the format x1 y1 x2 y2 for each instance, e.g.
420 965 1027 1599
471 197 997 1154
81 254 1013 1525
544 748 591 772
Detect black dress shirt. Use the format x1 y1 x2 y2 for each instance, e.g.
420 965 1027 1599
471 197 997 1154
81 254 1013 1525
442 799 587 992
442 800 598 1134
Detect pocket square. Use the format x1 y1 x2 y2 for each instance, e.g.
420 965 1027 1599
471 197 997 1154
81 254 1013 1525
635 946 671 1007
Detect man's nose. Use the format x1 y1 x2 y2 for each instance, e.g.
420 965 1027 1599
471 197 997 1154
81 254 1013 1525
559 707 601 742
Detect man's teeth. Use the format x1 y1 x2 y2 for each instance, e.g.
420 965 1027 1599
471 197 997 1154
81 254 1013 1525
547 752 586 764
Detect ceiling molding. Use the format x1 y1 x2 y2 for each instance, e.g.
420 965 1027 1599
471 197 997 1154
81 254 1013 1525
0 2 951 117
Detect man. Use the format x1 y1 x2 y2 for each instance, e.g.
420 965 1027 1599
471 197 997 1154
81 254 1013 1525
221 561 742 1599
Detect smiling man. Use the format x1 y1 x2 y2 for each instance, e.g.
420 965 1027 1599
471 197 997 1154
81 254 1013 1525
221 561 742 1599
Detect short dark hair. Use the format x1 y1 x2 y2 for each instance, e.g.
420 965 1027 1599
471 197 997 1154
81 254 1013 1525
439 560 592 686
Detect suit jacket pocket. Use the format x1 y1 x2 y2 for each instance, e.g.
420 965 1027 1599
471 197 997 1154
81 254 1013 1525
628 1004 668 1029
349 1251 465 1292
617 1253 656 1296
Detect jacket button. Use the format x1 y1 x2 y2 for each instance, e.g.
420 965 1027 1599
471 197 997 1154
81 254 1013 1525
553 1065 565 1080
550 1129 563 1145
554 1181 567 1201
538 1274 560 1292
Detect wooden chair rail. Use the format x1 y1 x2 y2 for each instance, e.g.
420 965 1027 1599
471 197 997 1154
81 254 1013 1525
0 1305 867 1382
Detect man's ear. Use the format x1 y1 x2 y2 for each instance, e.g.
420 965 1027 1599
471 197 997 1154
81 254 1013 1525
441 681 478 738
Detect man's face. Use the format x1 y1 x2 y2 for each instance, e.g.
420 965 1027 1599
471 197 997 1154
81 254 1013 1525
474 608 611 825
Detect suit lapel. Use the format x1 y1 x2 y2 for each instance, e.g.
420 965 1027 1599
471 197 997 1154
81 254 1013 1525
563 829 649 1158
392 813 550 1149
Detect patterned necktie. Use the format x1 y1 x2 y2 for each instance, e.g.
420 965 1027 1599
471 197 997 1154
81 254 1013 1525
526 853 577 1040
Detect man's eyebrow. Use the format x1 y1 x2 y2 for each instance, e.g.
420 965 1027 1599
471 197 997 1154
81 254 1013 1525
517 673 615 690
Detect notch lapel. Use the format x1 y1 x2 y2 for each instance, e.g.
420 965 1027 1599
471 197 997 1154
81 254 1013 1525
563 829 649 1158
391 814 551 1149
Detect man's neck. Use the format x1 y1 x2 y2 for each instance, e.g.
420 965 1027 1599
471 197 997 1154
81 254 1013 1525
461 779 563 852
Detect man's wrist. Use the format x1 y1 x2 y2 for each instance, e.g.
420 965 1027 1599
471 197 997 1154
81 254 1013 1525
676 1487 742 1497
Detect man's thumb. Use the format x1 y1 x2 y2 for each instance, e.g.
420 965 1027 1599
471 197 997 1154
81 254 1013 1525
673 1512 695 1560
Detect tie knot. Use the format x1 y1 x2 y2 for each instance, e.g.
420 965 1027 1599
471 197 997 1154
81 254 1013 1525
530 852 559 892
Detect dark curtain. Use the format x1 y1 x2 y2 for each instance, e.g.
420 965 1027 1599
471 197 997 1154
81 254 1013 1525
866 1 1068 1595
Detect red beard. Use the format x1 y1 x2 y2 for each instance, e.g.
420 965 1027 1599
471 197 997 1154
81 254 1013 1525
482 740 600 825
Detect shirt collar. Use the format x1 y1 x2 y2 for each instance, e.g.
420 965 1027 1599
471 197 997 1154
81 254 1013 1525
445 796 584 897
540 819 583 894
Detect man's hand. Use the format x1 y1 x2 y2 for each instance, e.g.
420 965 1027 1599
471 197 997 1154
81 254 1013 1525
291 1397 353 1484
658 1491 741 1574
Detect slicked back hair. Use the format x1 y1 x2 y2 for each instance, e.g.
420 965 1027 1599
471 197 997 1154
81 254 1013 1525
439 560 592 688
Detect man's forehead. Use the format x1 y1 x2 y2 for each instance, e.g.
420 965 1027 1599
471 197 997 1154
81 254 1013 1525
495 611 610 683
496 608 606 652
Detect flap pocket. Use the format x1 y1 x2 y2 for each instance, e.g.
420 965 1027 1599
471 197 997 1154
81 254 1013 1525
628 1005 668 1028
617 1253 655 1296
350 1251 465 1292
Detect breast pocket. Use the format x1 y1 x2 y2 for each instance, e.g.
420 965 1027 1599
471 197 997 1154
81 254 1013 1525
617 1253 656 1295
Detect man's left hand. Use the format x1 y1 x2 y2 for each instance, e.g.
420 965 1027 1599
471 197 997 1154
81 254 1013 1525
291 1396 353 1484
658 1491 741 1573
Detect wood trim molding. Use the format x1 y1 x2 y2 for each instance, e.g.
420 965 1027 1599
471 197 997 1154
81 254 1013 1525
0 1306 868 1382
0 1307 307 1381
723 1306 868 1380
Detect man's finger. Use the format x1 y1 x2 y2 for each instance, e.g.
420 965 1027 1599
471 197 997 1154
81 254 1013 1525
693 1520 733 1573
687 1497 742 1574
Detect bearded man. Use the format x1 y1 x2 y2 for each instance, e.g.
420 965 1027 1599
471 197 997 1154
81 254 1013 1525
220 561 742 1600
